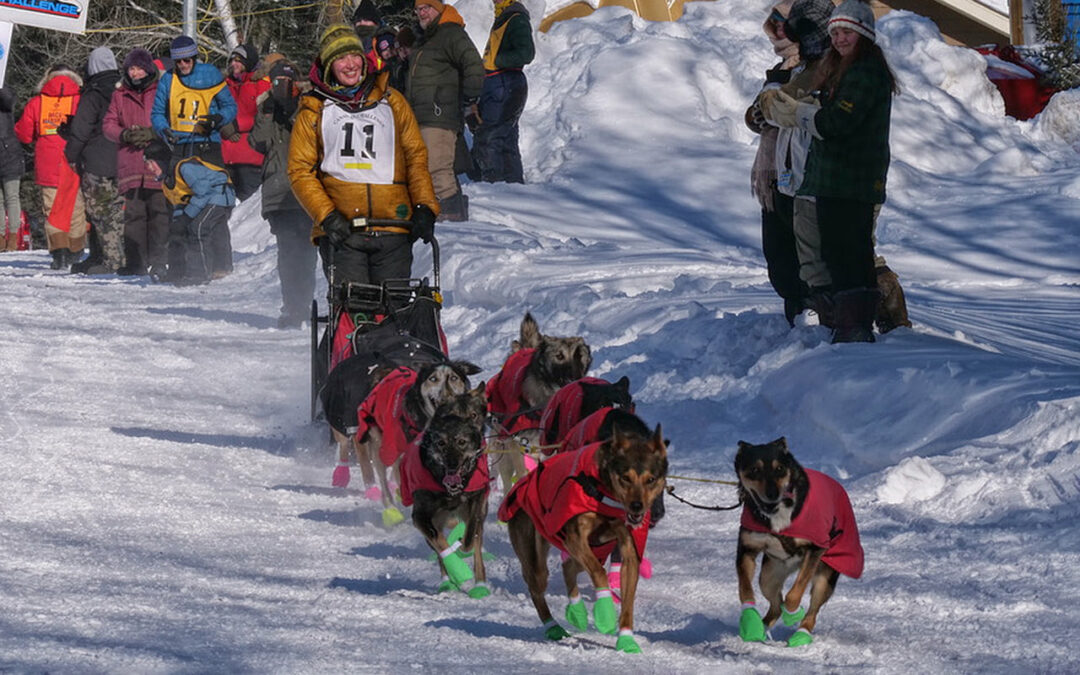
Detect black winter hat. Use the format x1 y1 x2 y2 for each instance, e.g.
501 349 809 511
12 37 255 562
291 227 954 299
784 0 834 61
230 42 259 72
269 60 299 82
351 0 383 25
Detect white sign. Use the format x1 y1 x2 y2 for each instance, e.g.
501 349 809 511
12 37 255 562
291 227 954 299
0 0 88 35
0 21 11 88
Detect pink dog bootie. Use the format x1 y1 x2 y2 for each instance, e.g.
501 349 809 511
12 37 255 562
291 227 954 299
364 484 382 502
331 462 351 488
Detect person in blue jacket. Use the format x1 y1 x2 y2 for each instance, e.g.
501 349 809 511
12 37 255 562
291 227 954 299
143 138 235 285
151 35 237 152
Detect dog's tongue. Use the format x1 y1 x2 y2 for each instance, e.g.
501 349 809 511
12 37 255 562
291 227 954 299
443 473 462 489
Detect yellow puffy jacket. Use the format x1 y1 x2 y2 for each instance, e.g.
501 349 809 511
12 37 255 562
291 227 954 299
288 70 438 242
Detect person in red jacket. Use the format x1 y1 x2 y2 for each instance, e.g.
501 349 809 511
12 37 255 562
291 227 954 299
221 42 268 202
15 64 87 269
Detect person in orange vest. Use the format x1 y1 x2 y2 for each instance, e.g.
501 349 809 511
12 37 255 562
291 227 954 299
14 64 88 269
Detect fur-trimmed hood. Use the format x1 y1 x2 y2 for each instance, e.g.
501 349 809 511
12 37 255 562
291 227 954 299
34 68 83 96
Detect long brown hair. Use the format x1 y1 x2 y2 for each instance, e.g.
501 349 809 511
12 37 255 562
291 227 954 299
812 33 899 98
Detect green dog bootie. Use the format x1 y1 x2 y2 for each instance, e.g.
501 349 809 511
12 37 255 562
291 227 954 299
565 596 588 631
381 506 405 527
543 620 570 641
447 521 466 545
788 628 814 647
593 589 617 635
616 631 642 653
436 577 458 593
465 581 491 599
739 605 767 642
782 605 806 627
439 543 474 587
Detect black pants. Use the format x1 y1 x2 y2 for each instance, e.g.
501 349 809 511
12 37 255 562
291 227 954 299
473 70 528 184
318 233 413 287
228 164 262 203
123 188 170 271
816 196 876 292
267 209 317 320
182 204 231 282
761 191 805 301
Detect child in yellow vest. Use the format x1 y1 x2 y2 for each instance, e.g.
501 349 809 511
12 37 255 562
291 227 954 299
143 139 235 285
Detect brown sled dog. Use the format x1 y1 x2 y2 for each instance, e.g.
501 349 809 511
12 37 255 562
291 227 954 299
486 312 592 493
500 425 667 653
734 438 864 647
401 386 491 596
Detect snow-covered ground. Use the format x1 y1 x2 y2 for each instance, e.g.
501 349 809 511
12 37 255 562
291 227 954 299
1 2 1078 672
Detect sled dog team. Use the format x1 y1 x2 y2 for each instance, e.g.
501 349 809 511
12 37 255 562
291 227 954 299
329 313 863 653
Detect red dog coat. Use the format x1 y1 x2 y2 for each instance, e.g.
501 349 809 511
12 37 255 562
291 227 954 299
498 442 649 562
555 407 616 456
486 348 539 436
537 377 613 450
354 366 422 467
399 434 490 507
740 468 864 579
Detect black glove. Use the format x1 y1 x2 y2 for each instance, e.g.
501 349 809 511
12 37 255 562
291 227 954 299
192 113 223 137
410 204 436 244
320 211 351 248
219 120 241 143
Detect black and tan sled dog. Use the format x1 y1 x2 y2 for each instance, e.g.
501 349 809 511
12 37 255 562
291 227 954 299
734 438 864 647
499 425 667 653
400 386 492 597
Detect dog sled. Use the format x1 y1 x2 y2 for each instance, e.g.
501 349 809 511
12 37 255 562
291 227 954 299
310 229 448 434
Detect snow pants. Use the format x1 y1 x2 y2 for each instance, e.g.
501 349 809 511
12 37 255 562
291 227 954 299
473 70 528 184
267 208 317 321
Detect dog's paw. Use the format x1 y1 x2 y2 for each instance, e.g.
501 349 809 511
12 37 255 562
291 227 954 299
787 628 813 647
565 598 587 631
615 632 642 654
363 484 382 502
437 578 458 593
465 581 491 599
543 620 570 641
739 607 767 642
781 605 806 627
381 506 405 527
593 591 617 635
331 464 351 488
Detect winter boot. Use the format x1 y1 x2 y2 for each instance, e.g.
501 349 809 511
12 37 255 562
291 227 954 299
831 288 879 344
805 286 835 329
875 265 912 334
4 232 17 251
783 296 804 327
49 249 66 270
437 192 469 222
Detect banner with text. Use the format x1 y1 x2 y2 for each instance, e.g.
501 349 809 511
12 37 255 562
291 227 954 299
0 21 11 88
0 0 88 35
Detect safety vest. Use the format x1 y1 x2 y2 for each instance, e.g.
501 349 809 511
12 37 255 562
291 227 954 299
162 156 231 207
38 94 75 136
168 77 227 134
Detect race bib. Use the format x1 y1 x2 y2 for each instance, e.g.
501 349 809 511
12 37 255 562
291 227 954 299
320 102 396 185
169 78 226 133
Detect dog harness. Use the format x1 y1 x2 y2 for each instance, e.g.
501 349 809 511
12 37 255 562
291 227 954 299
399 432 490 507
537 377 614 449
497 442 650 563
486 348 539 436
740 468 864 579
354 366 423 467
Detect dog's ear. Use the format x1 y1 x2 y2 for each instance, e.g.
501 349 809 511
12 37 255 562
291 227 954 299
453 360 482 376
471 381 487 398
518 312 542 350
773 437 790 454
573 339 592 376
651 423 666 454
615 375 630 393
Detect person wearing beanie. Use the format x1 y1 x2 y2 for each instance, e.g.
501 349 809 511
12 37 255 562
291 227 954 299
375 29 408 92
352 0 383 49
15 63 86 269
103 47 170 277
62 46 125 274
249 55 317 328
768 0 902 344
288 23 439 292
405 0 484 221
151 35 238 278
745 1 808 327
472 0 535 184
222 41 268 203
143 133 236 286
